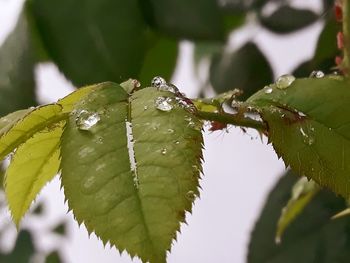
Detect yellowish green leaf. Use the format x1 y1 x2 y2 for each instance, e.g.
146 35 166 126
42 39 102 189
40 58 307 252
0 104 64 161
5 122 64 225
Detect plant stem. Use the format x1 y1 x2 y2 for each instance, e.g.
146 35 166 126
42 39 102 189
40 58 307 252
196 110 267 131
343 0 350 73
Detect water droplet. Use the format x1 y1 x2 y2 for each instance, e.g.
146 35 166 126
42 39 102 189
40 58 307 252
167 128 175 134
174 140 180 145
155 97 174 112
309 70 325 78
264 85 273 94
275 74 295 89
151 76 166 88
143 106 148 111
159 83 179 93
299 127 315 146
186 191 196 201
161 148 167 155
76 110 100 130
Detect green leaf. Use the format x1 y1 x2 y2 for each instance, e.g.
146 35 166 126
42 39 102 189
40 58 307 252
45 251 62 263
248 77 350 198
0 12 36 116
5 122 63 226
146 0 224 40
259 6 319 34
293 16 340 77
0 230 35 263
61 82 203 262
139 37 178 86
276 177 319 243
0 104 64 161
30 0 148 86
52 221 67 236
210 42 273 100
0 109 34 133
248 170 350 263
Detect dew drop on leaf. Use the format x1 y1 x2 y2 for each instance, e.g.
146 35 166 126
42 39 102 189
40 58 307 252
167 128 175 134
76 110 101 130
151 76 166 88
161 148 167 155
155 97 174 112
264 85 273 94
309 70 325 78
275 74 296 89
159 83 179 93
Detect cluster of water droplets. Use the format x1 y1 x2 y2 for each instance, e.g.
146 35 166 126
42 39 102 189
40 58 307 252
75 110 101 131
151 76 197 115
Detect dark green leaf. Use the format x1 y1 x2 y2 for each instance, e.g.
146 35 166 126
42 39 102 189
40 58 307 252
210 42 273 100
248 170 350 263
30 0 148 86
0 12 36 116
248 77 350 198
146 0 224 40
52 221 67 236
45 251 62 263
139 37 178 86
0 230 35 263
61 82 203 262
259 6 319 34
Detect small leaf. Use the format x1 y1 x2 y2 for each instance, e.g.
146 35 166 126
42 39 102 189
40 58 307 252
61 82 203 262
248 77 350 198
0 12 36 116
30 0 148 86
146 0 224 40
0 104 64 161
259 6 318 34
210 42 273 100
5 122 64 225
248 170 350 263
276 177 319 243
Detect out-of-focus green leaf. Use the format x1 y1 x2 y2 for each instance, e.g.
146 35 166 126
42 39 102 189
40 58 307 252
146 0 224 40
30 0 148 86
248 77 350 198
259 6 319 34
210 42 273 100
276 177 319 243
0 12 36 116
45 251 62 263
0 230 35 263
293 16 339 77
5 122 63 226
32 201 44 215
248 170 350 263
139 37 178 86
52 221 67 236
61 82 203 262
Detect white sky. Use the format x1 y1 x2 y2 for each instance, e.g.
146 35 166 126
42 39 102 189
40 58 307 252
0 0 324 262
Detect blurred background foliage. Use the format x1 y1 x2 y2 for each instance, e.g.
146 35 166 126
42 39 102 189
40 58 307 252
0 0 348 262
